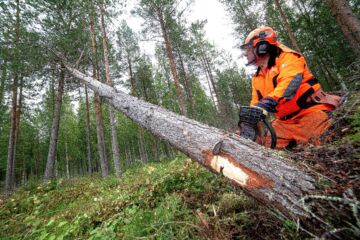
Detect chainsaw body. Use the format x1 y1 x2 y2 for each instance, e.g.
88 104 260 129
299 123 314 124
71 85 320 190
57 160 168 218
238 106 277 149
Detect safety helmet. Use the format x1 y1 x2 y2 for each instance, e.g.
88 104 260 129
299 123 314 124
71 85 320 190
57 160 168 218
240 27 278 49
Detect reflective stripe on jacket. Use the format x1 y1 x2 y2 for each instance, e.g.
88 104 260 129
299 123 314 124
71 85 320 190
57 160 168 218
250 44 332 119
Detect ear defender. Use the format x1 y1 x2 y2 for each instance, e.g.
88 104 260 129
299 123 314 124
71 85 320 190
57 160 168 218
256 41 270 56
255 31 270 56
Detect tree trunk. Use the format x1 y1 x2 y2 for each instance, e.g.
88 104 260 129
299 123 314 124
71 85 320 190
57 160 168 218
64 63 316 220
325 0 360 43
325 0 360 58
294 0 347 91
89 1 109 177
94 95 109 177
138 127 148 163
35 135 40 177
21 157 26 185
127 55 136 96
273 0 302 53
4 0 21 194
65 139 70 179
177 49 195 116
84 86 92 174
200 59 217 107
157 8 187 116
5 74 18 194
99 1 121 177
12 77 24 187
0 61 6 108
150 135 159 161
200 52 228 127
127 51 149 165
43 65 65 183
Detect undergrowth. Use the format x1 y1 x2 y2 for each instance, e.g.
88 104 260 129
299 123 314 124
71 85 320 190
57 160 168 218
0 157 301 240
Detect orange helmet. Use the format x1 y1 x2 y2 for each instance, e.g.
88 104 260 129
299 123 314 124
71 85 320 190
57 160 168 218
240 27 278 49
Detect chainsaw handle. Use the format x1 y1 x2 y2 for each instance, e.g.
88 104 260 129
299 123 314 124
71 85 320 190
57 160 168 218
262 118 277 149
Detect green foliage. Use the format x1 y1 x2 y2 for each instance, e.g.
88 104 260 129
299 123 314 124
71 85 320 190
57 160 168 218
348 105 360 143
0 158 300 239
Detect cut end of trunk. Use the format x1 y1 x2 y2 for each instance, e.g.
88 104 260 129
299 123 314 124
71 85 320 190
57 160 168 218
202 150 274 189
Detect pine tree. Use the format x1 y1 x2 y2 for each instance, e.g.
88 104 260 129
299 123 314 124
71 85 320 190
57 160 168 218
325 0 360 58
136 0 191 116
89 0 110 178
5 0 21 193
98 0 121 177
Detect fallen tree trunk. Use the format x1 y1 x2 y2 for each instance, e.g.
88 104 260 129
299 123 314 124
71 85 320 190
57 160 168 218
64 63 315 221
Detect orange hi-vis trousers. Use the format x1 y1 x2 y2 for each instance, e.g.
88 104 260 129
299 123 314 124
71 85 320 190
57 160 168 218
259 109 332 149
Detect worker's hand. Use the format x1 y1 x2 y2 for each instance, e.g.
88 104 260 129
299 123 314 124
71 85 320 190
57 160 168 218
238 106 266 126
251 105 268 117
256 97 278 113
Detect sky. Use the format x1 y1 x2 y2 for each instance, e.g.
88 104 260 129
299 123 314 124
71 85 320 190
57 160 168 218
188 0 245 65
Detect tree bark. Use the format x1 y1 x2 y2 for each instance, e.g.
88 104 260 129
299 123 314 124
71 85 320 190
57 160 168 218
325 0 360 43
99 1 121 177
0 61 6 108
43 65 65 183
177 49 195 116
127 52 149 164
65 139 70 179
200 52 228 127
12 77 24 187
89 1 109 177
4 0 21 194
157 8 187 116
5 74 18 193
294 0 348 91
325 0 360 58
84 86 92 174
125 147 131 167
64 63 316 220
127 55 136 96
138 127 148 163
273 0 302 53
150 135 160 161
200 59 217 107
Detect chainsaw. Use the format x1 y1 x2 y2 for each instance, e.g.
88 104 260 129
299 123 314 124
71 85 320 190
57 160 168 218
238 106 277 149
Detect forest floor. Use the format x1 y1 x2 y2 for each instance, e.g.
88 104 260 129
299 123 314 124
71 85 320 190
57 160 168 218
285 91 360 239
0 157 306 240
0 93 359 240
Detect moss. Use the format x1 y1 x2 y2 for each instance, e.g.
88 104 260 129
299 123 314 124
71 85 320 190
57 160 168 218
217 193 250 215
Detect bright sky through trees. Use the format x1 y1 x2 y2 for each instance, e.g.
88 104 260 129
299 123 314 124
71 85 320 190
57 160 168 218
112 0 247 68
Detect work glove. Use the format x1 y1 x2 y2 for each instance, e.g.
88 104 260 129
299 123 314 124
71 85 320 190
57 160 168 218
256 97 278 113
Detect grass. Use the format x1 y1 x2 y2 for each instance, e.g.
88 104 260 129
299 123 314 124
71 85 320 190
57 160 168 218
0 157 301 240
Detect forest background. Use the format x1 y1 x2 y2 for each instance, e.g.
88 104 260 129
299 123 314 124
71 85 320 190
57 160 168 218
1 0 358 189
0 0 359 233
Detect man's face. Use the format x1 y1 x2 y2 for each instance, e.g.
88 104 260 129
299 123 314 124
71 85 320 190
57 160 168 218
242 46 256 66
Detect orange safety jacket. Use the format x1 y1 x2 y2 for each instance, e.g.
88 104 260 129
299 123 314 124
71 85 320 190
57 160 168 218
250 44 333 120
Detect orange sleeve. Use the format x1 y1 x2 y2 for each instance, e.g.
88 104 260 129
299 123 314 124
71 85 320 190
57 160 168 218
267 53 306 101
250 78 259 106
